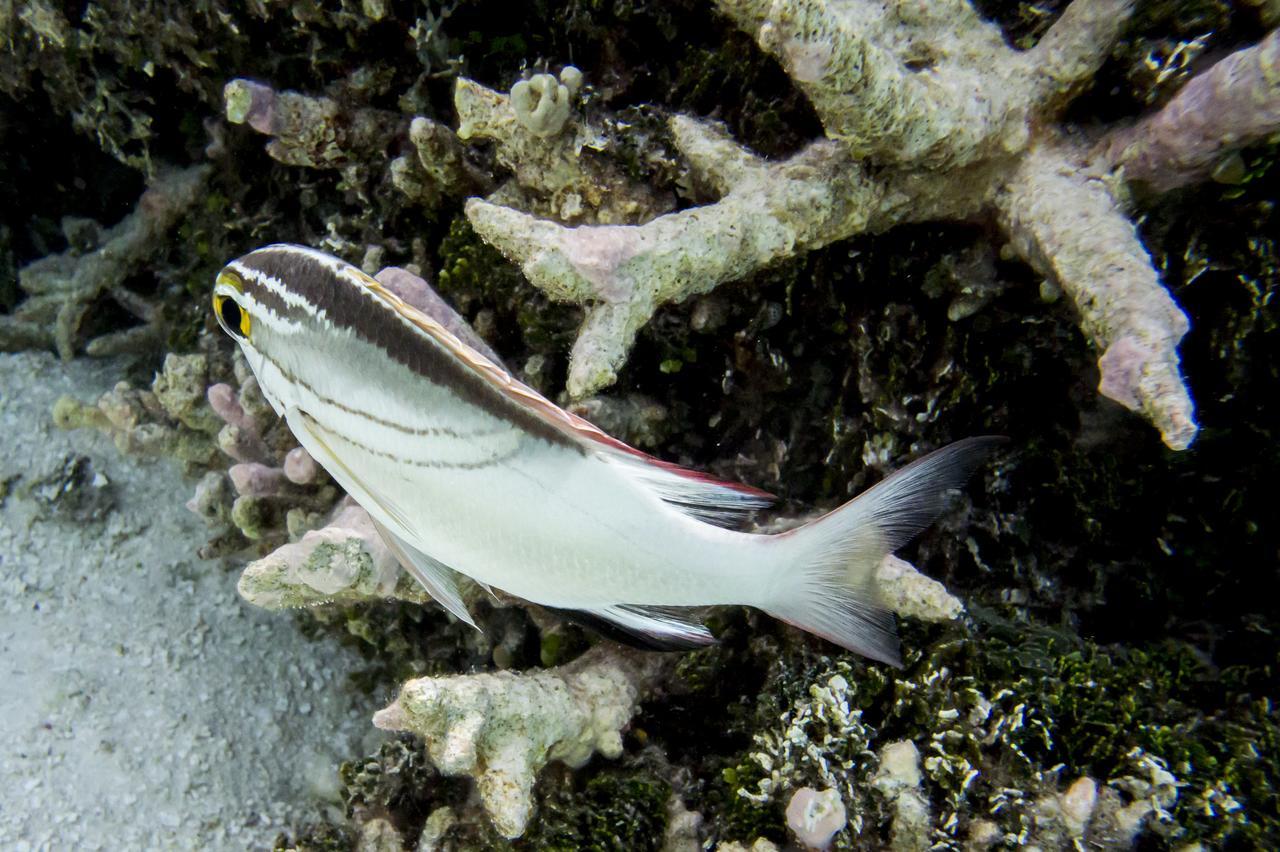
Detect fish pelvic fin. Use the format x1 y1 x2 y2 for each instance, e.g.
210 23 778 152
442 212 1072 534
761 437 1005 667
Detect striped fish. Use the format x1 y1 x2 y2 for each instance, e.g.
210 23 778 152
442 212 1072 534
213 244 999 665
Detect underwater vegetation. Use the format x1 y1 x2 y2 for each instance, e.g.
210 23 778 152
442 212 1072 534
4 0 1279 847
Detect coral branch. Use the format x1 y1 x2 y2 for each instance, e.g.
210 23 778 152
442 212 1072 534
1 164 207 359
390 115 490 210
237 502 433 609
372 645 667 837
715 0 1031 168
876 555 964 623
1028 0 1137 105
223 78 400 169
52 352 222 465
1095 29 1280 193
997 143 1196 449
467 119 887 396
374 266 505 365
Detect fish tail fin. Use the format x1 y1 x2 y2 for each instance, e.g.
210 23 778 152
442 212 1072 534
760 437 1004 667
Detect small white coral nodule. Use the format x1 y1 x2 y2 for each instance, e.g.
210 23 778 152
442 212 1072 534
785 787 848 850
511 71 572 138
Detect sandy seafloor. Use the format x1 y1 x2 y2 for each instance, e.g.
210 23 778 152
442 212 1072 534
0 351 382 850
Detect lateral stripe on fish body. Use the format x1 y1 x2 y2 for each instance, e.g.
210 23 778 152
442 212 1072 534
214 243 1001 665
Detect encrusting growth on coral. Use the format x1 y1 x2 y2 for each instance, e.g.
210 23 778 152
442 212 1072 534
237 501 433 610
1095 29 1280 193
1 164 207 360
784 786 847 850
371 644 668 838
460 0 1280 450
223 77 400 171
455 72 674 226
870 741 930 851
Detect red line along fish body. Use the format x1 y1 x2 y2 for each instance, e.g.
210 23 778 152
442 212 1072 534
213 244 1000 665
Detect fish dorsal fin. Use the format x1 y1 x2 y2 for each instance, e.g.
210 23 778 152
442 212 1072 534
357 274 775 527
369 518 479 629
548 604 716 651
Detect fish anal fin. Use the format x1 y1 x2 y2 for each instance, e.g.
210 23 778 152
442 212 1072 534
547 604 716 651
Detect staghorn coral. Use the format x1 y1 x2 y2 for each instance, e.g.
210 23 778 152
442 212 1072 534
371 644 669 838
461 0 1280 450
1 164 207 359
1094 28 1280 193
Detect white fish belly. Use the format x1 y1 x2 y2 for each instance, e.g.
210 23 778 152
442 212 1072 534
312 413 771 608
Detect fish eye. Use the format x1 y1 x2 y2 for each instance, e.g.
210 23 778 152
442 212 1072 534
212 269 252 341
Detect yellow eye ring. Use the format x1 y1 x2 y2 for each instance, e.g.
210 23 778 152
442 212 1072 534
213 269 252 341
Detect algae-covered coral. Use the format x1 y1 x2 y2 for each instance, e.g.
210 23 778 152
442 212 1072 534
6 0 1279 848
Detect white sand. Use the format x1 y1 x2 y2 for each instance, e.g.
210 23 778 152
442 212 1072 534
0 351 381 850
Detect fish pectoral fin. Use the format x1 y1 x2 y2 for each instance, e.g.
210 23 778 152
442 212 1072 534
286 408 420 535
285 407 480 630
370 518 479 630
548 604 715 651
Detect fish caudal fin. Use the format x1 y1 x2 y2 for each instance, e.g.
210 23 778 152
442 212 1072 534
762 437 1004 667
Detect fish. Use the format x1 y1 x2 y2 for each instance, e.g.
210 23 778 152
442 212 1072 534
212 243 1000 665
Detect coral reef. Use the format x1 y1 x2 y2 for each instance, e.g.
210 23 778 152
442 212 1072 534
702 631 1278 849
454 72 674 225
224 77 401 173
10 0 1280 848
53 343 340 556
462 1 1280 451
52 350 224 468
236 501 433 611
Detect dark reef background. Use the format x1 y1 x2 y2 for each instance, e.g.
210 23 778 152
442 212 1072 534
2 0 1276 848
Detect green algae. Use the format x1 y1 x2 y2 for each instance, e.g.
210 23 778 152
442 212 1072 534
435 215 579 367
521 767 671 852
